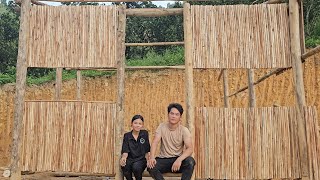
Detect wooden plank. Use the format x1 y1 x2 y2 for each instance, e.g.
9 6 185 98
126 8 183 17
10 0 31 179
115 5 126 180
35 0 225 2
55 68 62 100
125 42 184 46
183 3 195 180
289 0 309 179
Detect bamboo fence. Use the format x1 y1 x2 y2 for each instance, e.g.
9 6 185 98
21 101 116 175
194 106 310 179
191 4 291 69
27 6 119 68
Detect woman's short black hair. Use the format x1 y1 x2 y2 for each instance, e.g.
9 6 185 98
131 114 144 123
167 103 184 115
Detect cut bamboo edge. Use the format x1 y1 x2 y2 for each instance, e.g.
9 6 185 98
125 42 184 46
65 65 185 71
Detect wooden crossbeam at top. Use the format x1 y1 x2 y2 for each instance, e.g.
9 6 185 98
31 0 284 2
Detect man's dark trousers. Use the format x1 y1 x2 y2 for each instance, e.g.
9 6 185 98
147 156 195 180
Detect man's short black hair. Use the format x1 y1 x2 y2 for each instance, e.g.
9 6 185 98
167 103 184 115
131 114 144 123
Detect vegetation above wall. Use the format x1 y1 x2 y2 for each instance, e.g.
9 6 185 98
0 0 319 85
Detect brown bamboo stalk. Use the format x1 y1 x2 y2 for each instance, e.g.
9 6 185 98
247 69 256 107
301 45 320 60
115 5 126 180
76 70 81 100
125 8 183 17
55 68 62 100
125 42 184 46
289 1 309 180
11 0 31 179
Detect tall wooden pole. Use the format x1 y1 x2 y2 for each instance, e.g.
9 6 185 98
76 70 81 100
289 0 309 179
247 69 256 107
115 5 126 180
55 68 62 100
222 69 230 108
183 3 195 180
10 0 30 179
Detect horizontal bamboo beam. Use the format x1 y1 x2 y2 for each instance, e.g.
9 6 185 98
264 0 284 4
36 0 216 2
66 66 185 70
301 45 320 59
25 100 115 103
126 8 183 17
15 0 47 5
125 42 184 46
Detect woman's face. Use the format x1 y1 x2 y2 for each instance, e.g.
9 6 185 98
131 118 143 132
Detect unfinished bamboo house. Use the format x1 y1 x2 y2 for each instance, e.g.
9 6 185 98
9 0 320 180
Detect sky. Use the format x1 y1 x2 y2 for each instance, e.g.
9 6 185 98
40 1 177 8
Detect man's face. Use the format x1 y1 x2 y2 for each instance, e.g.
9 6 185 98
168 108 181 125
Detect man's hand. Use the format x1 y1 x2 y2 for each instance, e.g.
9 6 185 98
171 159 182 172
120 157 126 167
147 158 157 169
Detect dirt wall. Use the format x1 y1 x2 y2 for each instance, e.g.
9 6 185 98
1 54 319 168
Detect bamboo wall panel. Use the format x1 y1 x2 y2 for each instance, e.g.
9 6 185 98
195 107 303 179
21 101 116 174
305 106 320 180
191 4 291 69
27 6 119 68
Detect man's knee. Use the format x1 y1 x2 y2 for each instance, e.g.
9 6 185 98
183 156 196 167
132 166 144 174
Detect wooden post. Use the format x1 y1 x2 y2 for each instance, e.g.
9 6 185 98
10 0 30 179
55 68 62 100
115 5 126 180
183 3 195 180
222 69 230 108
76 70 81 100
289 0 309 179
247 69 256 107
299 0 306 54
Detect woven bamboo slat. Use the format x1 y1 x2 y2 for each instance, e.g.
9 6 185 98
194 106 307 179
27 6 119 68
190 4 291 69
21 101 116 174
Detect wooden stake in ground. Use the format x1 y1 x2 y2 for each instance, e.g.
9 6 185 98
76 70 81 100
55 68 62 100
222 69 230 108
11 0 31 179
289 0 309 179
115 5 126 180
247 69 256 107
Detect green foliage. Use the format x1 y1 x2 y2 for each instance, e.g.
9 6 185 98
126 47 184 66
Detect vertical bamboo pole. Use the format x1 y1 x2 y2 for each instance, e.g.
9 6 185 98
76 70 81 100
10 0 31 179
184 3 195 180
115 5 126 180
299 0 306 54
247 69 256 107
55 68 62 100
223 69 230 108
289 0 309 179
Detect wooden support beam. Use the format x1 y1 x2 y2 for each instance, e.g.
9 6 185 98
76 70 81 100
115 5 126 180
222 70 229 108
247 69 256 107
10 0 31 179
55 68 62 100
183 3 195 180
289 0 309 179
66 65 185 71
126 8 183 17
265 0 284 4
34 0 216 2
15 0 47 5
125 42 184 46
302 45 320 60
